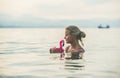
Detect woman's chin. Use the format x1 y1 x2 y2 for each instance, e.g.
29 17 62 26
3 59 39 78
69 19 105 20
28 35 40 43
66 41 70 43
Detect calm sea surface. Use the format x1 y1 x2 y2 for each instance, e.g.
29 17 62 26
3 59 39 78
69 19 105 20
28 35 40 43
0 28 120 78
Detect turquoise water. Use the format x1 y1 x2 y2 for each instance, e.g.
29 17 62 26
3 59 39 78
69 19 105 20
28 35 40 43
0 28 120 78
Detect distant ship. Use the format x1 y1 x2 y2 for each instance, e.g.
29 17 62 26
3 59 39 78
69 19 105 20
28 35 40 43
98 24 110 28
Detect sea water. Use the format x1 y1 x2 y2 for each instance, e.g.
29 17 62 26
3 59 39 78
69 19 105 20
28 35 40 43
0 28 120 78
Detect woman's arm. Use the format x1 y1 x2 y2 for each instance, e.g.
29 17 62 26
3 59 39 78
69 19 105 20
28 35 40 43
65 46 70 53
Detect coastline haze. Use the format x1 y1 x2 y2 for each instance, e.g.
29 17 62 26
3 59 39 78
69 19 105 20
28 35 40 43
0 0 120 28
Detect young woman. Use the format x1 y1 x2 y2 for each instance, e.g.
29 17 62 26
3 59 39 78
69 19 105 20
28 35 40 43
64 25 86 59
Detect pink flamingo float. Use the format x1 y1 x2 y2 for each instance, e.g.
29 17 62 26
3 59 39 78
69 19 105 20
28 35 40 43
50 40 65 59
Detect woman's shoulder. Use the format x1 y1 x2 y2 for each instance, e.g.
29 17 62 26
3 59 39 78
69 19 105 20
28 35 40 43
65 45 85 53
78 47 85 53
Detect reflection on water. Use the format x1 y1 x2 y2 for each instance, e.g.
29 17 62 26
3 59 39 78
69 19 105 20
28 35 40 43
64 59 85 70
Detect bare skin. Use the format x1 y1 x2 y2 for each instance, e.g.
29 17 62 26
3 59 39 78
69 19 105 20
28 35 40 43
64 30 84 59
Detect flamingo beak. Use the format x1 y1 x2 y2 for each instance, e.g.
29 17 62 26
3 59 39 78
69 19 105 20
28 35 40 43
63 43 64 46
62 40 65 46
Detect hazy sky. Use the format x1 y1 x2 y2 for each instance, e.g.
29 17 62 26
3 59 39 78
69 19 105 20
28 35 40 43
0 0 120 27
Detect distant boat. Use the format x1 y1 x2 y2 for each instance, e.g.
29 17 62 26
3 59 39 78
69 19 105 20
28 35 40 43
98 24 110 28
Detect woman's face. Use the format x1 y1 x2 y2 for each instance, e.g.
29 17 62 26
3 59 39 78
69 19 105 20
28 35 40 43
64 30 74 43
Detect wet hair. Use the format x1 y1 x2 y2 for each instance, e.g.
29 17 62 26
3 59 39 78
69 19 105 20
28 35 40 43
65 25 86 46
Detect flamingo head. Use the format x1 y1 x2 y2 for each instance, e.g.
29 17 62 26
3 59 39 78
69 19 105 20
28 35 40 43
60 40 64 47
